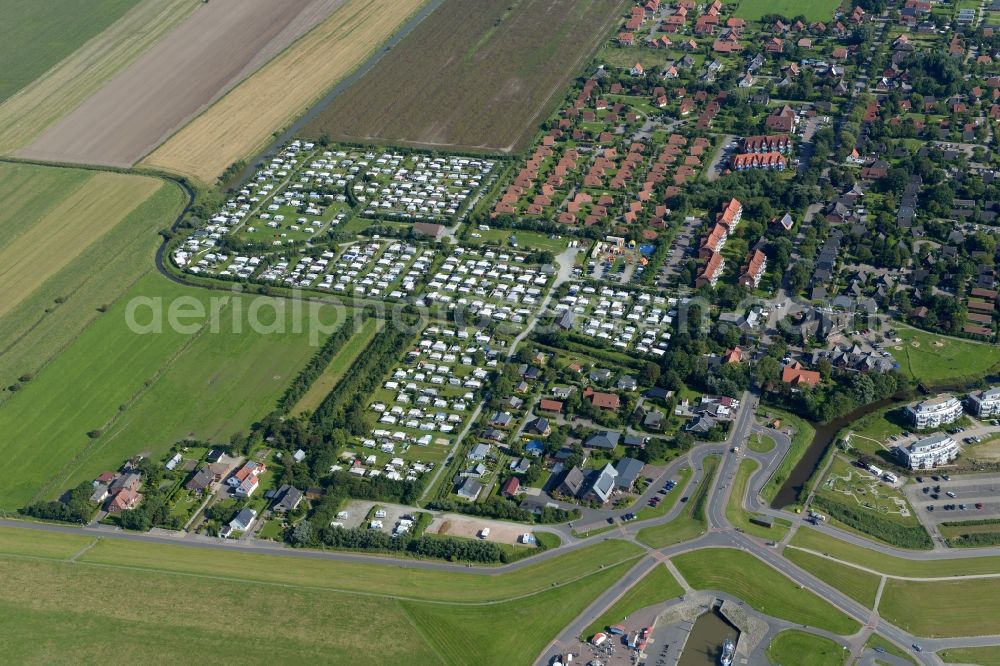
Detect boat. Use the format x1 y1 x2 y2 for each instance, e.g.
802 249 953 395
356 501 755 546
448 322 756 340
719 638 735 666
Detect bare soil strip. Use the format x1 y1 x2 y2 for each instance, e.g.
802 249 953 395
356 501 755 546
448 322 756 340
0 0 197 155
19 0 343 168
142 0 427 184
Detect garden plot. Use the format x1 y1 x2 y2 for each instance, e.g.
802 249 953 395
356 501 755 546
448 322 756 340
555 286 675 356
362 325 498 453
417 246 554 322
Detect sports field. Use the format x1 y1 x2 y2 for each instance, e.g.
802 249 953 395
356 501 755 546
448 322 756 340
305 0 627 153
0 0 140 104
582 564 684 638
0 0 197 154
0 173 183 392
0 165 161 319
0 528 637 665
0 273 343 509
887 324 1000 384
730 0 840 22
292 317 382 415
672 548 861 635
143 0 426 183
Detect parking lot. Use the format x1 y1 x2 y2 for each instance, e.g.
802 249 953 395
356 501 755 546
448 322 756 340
904 473 1000 525
427 513 538 546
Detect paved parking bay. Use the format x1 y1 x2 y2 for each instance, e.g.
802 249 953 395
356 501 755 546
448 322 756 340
904 473 1000 525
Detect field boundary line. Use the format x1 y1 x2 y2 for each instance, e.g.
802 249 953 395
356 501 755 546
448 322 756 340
68 537 101 563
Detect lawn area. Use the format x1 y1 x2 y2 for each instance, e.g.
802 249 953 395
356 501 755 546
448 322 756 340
887 324 1000 385
731 0 840 22
400 560 633 665
0 272 345 509
0 179 184 393
938 646 1000 666
73 533 644 601
767 630 847 666
468 228 570 254
783 548 880 609
726 458 791 541
880 577 1000 637
292 317 382 416
759 407 816 508
865 635 916 665
637 456 719 548
582 564 684 639
0 553 439 664
0 0 140 103
672 548 860 635
0 525 645 662
748 432 775 453
635 465 692 521
0 525 95 560
305 0 627 153
790 528 1000 577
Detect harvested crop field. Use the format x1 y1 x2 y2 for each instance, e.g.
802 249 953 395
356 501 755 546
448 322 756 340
304 0 627 153
143 0 427 184
0 0 141 104
0 165 161 319
0 0 198 155
19 0 345 168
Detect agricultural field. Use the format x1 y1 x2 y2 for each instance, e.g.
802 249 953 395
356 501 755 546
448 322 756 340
0 273 344 509
0 0 140 104
672 548 861 636
886 324 1000 384
292 318 383 415
729 0 841 23
0 0 197 154
20 0 345 168
144 0 427 183
0 173 184 393
305 0 628 153
0 165 162 319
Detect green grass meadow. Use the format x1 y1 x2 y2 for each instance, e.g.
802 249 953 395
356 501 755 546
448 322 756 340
767 630 847 666
887 325 1000 384
582 563 684 639
292 317 382 416
673 548 860 635
0 273 343 508
0 0 141 102
730 0 840 22
783 548 880 609
0 526 643 664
